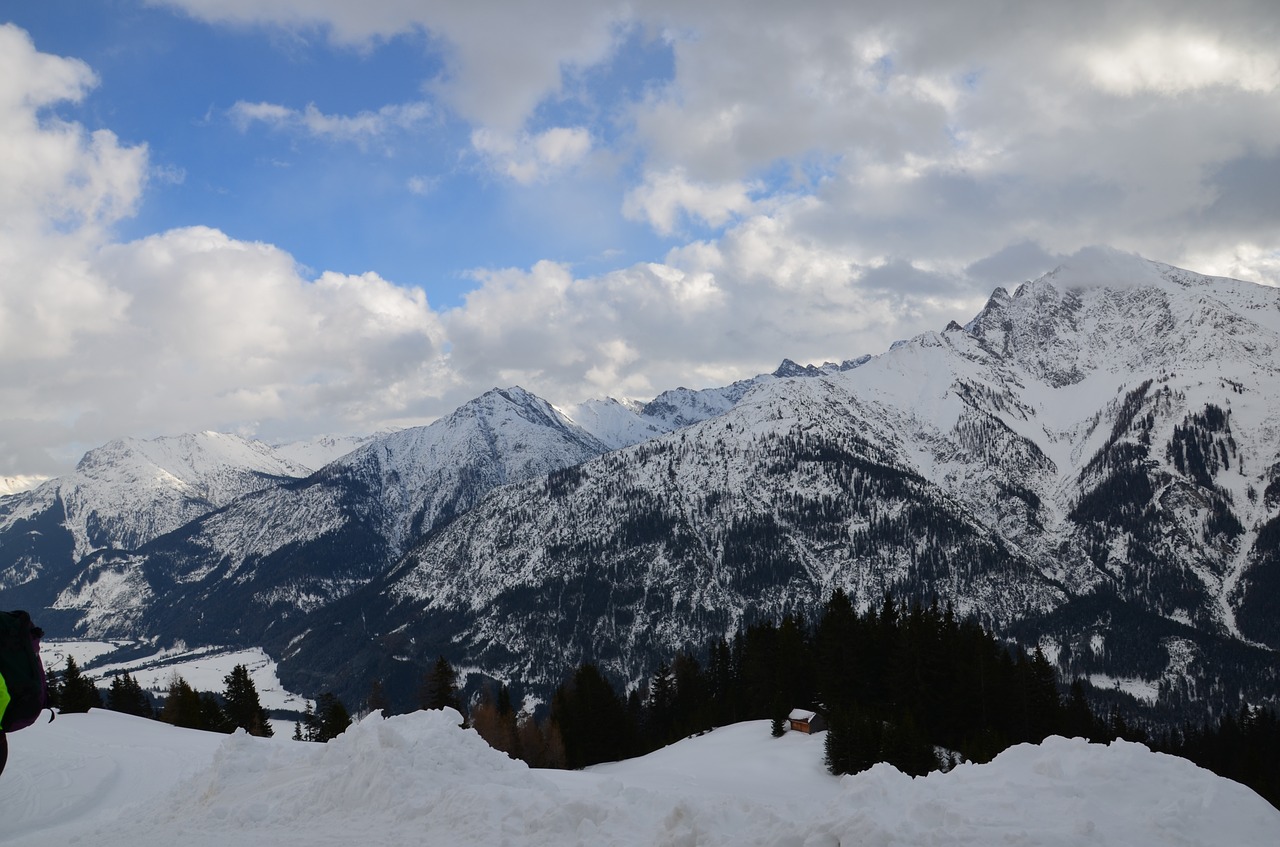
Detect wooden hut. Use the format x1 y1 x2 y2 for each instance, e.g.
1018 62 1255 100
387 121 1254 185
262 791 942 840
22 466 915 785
788 708 827 734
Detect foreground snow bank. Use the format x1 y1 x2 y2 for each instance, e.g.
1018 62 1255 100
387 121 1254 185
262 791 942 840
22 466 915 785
1 711 1275 846
823 736 1277 846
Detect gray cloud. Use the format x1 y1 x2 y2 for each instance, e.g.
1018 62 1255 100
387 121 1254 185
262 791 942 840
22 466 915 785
1203 153 1280 231
965 242 1067 288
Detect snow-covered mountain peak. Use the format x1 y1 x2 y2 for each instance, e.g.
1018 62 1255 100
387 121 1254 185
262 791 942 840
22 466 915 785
1041 246 1171 292
271 432 384 471
772 356 872 378
74 431 312 484
0 431 313 565
560 396 667 451
459 386 583 434
962 257 1280 391
0 474 49 496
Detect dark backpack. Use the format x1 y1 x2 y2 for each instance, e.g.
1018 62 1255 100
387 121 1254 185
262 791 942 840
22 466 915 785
0 610 51 733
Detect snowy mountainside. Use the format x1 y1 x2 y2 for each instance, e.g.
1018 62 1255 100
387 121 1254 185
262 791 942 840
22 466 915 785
316 359 1065 697
54 387 615 645
277 254 1280 714
0 474 48 496
0 432 311 610
561 356 870 450
269 432 384 471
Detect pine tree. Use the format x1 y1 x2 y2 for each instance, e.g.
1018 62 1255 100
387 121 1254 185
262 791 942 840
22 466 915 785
106 672 153 718
313 692 351 742
222 664 273 737
58 656 102 714
646 661 676 744
551 663 636 768
199 691 228 732
420 656 462 714
366 678 390 717
297 702 320 741
160 675 204 729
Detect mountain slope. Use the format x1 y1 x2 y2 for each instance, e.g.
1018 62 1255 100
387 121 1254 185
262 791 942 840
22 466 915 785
0 432 311 610
279 253 1280 712
55 387 614 643
561 357 871 450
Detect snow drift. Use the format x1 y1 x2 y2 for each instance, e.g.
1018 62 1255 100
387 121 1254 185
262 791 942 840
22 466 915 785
1 709 1275 846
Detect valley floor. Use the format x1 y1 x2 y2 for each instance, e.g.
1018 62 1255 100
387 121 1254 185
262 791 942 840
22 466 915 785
2 708 1276 846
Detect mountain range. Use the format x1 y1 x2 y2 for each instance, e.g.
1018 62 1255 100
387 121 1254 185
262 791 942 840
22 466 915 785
3 249 1277 719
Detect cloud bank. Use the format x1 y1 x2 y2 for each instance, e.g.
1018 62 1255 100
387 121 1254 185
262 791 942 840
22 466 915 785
4 0 1280 474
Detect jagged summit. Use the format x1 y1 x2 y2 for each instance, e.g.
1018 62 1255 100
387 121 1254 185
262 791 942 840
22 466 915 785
772 356 871 378
962 253 1280 389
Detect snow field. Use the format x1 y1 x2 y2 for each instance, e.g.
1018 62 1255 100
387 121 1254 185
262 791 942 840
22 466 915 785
2 709 1276 847
41 641 309 735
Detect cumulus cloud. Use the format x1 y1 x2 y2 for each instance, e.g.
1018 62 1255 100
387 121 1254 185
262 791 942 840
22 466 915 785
470 126 592 184
148 1 1280 285
622 168 760 235
0 25 146 239
441 206 984 405
0 30 448 472
1081 32 1280 96
9 1 1280 473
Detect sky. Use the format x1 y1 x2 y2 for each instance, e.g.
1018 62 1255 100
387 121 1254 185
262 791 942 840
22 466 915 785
2 0 1279 476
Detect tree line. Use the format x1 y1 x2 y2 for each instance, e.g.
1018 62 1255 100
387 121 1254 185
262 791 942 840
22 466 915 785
50 656 274 738
459 589 1277 809
497 590 1148 774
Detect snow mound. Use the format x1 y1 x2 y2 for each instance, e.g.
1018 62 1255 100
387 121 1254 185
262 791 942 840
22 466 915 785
2 712 1275 847
823 736 1277 846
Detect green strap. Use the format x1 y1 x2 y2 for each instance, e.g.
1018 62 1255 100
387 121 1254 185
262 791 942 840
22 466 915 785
0 671 10 725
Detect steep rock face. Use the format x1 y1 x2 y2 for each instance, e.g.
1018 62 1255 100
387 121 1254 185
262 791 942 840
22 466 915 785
280 255 1280 711
55 387 614 643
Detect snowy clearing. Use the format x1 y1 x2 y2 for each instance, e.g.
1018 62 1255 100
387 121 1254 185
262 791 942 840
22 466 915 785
42 640 309 734
1 709 1275 846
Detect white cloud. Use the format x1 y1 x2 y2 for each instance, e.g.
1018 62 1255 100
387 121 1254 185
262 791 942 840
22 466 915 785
9 3 1280 473
0 27 146 240
406 175 438 196
0 30 450 472
1082 32 1280 96
622 168 759 235
152 163 187 185
229 99 432 145
1179 242 1280 289
154 0 628 131
470 126 592 185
